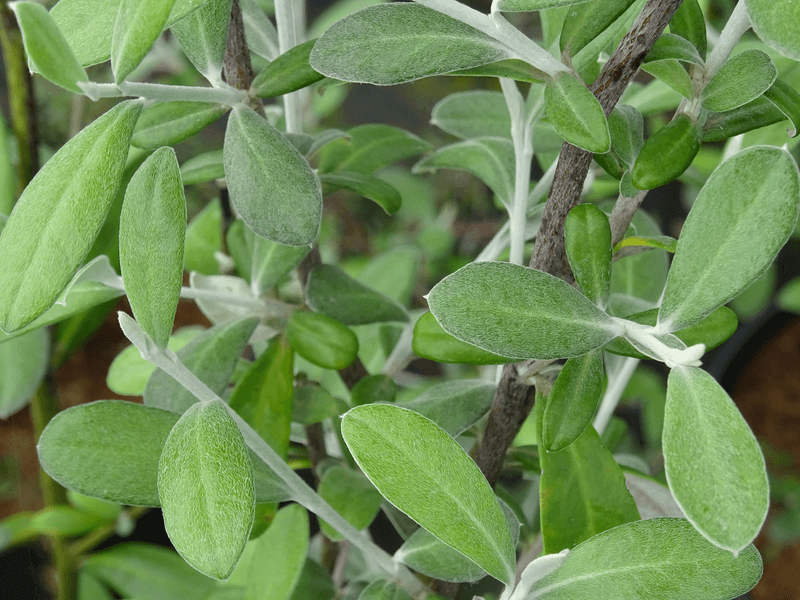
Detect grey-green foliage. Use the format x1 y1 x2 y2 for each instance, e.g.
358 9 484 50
170 0 232 85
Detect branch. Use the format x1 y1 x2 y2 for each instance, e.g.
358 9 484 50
223 0 256 90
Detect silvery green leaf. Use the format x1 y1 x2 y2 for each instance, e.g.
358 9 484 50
607 105 644 166
0 328 49 419
396 379 495 438
746 0 800 61
0 100 141 333
508 550 569 600
111 0 178 84
131 102 228 150
180 150 224 185
644 33 704 65
188 273 272 334
412 310 516 365
763 79 800 138
241 0 279 60
701 50 777 113
120 147 186 349
431 91 512 140
496 0 591 12
427 262 620 360
309 3 511 85
663 366 769 554
249 234 310 295
658 146 800 332
623 472 684 520
224 104 322 246
316 124 431 174
170 0 231 85
545 72 610 153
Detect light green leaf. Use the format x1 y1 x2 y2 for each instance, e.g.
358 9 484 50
644 33 704 65
663 366 769 553
413 138 515 208
746 0 800 61
350 374 397 406
228 335 293 459
527 518 762 599
658 146 800 332
669 0 707 59
763 78 800 138
319 172 402 215
396 379 495 438
564 204 612 308
701 50 777 113
83 543 217 600
67 490 121 520
412 311 516 365
249 234 310 294
12 1 87 93
180 150 224 185
430 91 511 140
545 72 610 153
77 572 114 600
309 3 511 85
560 0 637 57
120 147 186 349
316 124 431 174
496 0 591 12
427 262 620 360
0 328 49 419
640 60 694 99
223 104 322 246
341 404 517 585
144 318 259 414
111 0 178 84
0 100 141 333
251 38 324 98
184 199 222 274
131 102 228 150
306 264 408 325
542 350 605 452
171 0 231 85
292 383 340 425
286 311 359 370
358 580 413 600
158 399 255 580
318 466 383 541
30 506 109 537
631 114 700 191
356 246 420 306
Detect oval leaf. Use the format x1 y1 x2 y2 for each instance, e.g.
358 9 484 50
564 204 612 308
396 379 495 438
545 72 610 153
427 262 620 360
658 146 800 332
701 49 777 113
663 367 769 554
341 404 517 585
0 328 49 419
111 0 177 84
560 0 637 57
132 102 228 149
223 104 322 247
251 38 325 98
0 100 141 333
318 466 383 542
669 0 707 59
412 311 516 365
317 123 431 174
746 0 800 61
350 374 397 407
631 114 700 191
170 0 231 85
181 150 224 185
431 91 512 140
286 311 358 370
158 399 255 580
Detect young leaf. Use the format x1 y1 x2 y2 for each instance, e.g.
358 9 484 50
528 518 761 599
181 150 224 185
560 0 637 57
170 0 231 85
663 366 769 554
224 104 322 246
763 78 800 138
341 404 517 585
111 0 178 84
251 38 324 98
249 235 310 295
30 506 109 537
158 399 255 580
644 33 704 65
0 328 49 419
358 580 413 600
412 311 517 365
318 466 383 542
309 3 511 85
306 264 408 325
545 72 610 153
746 0 800 61
669 0 707 59
701 49 777 113
427 262 620 360
319 172 402 215
286 311 359 370
542 350 605 452
658 146 800 332
316 124 432 174
431 91 512 140
120 147 186 349
631 114 700 191
0 100 141 333
640 59 694 99
564 204 612 308
131 102 228 149
11 1 87 93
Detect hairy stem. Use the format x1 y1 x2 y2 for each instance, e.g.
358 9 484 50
274 0 303 133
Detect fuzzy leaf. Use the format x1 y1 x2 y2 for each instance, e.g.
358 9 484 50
560 0 637 57
545 72 610 153
251 38 324 98
111 0 178 83
564 204 612 308
431 91 511 140
746 0 800 61
412 311 516 365
316 124 431 174
0 328 49 419
170 0 231 84
131 102 227 149
701 50 777 113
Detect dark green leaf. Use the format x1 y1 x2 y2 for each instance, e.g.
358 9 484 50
614 235 677 254
132 102 228 149
30 506 109 537
631 114 700 190
251 38 324 98
545 72 610 153
412 311 517 365
644 33 703 65
669 0 707 58
291 384 340 425
350 374 397 407
703 96 785 142
607 104 644 167
286 311 359 370
564 204 612 308
319 171 402 215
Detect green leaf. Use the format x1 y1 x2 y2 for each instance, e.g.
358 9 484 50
158 399 255 580
663 367 769 553
120 147 186 349
0 100 141 333
746 0 800 61
606 105 644 167
286 311 359 370
319 171 402 215
644 33 704 65
538 395 639 554
614 235 677 254
184 199 222 274
0 328 49 419
640 59 694 99
170 0 231 85
560 0 637 57
431 91 511 140
12 1 87 93
396 379 495 438
318 466 383 541
412 138 515 208
703 96 785 142
224 104 322 246
349 374 397 407
411 311 516 365
30 506 109 537
564 204 612 308
341 404 517 585
144 318 258 414
542 350 605 452
309 3 511 85
77 572 114 600
669 0 707 59
449 59 548 83
292 383 340 425
131 102 228 150
701 50 777 113
763 78 800 138
527 518 762 599
251 38 324 98
356 246 421 306
658 146 800 332
427 262 620 360
358 580 413 600
67 490 122 520
249 234 310 294
241 0 279 60
289 559 335 600
180 150 224 185
316 124 431 174
228 335 293 459
545 72 610 153
306 264 408 325
84 543 217 600
0 115 14 217
496 0 590 11
777 276 800 313
631 114 700 190
111 0 178 84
